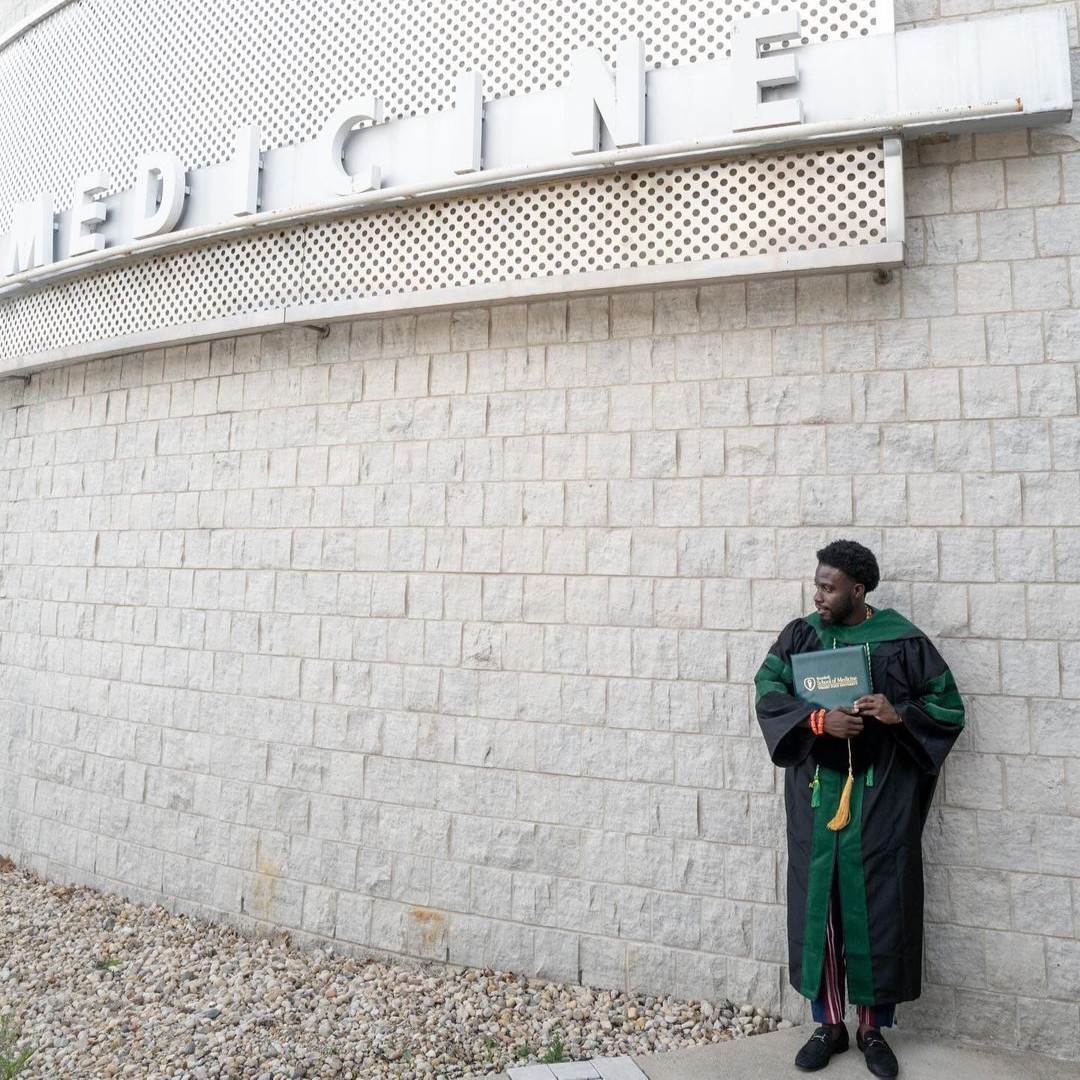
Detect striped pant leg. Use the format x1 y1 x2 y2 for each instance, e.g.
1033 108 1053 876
810 875 898 1027
810 874 847 1024
856 1003 897 1029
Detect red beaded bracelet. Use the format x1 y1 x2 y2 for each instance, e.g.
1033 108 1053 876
810 708 826 736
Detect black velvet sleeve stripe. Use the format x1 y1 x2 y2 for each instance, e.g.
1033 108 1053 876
890 637 965 776
755 619 820 768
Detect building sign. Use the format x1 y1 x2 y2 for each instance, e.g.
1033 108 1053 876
0 8 1072 291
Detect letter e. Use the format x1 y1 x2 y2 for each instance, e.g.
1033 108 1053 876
70 172 111 256
731 13 803 132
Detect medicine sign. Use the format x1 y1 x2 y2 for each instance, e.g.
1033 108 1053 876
0 2 1072 372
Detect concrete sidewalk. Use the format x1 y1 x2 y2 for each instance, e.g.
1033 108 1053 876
494 1026 1080 1080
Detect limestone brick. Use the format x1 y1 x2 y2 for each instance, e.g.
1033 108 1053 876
956 262 1012 313
951 160 1007 212
1012 257 1072 312
986 931 1048 996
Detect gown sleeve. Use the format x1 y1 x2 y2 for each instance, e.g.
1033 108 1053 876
889 636 965 775
755 619 817 767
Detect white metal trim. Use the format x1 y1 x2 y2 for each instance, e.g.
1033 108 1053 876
0 308 287 377
0 99 1012 299
0 0 897 58
882 136 905 245
0 0 76 52
0 242 904 378
876 0 895 35
291 242 906 320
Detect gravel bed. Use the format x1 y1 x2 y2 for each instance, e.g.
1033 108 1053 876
0 862 783 1079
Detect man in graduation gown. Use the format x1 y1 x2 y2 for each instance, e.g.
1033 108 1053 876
755 540 964 1078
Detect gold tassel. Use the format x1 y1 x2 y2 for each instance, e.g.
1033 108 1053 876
826 740 855 832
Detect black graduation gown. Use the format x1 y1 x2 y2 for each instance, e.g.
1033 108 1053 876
755 609 964 1006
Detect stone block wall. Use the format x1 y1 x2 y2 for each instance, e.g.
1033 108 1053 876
1 0 1079 1063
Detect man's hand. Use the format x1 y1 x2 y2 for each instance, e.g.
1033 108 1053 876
824 707 863 738
854 694 901 725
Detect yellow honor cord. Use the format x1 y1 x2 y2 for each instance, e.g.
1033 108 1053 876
826 740 855 831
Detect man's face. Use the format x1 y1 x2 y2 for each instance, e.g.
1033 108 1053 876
813 563 863 625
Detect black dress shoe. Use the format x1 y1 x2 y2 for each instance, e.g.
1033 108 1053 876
857 1027 899 1079
795 1024 849 1070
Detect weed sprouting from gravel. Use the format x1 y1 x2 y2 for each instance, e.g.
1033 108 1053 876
0 1017 34 1078
540 1032 567 1064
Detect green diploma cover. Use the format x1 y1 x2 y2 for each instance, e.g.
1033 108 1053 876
791 644 872 711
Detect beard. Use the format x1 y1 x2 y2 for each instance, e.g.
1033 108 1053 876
820 594 855 625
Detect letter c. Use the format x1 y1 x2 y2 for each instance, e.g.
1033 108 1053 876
320 95 384 196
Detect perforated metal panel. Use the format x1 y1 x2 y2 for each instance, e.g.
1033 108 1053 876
0 0 887 228
0 142 890 362
0 232 303 360
304 144 886 301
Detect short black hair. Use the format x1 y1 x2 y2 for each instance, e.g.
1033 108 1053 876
816 539 880 594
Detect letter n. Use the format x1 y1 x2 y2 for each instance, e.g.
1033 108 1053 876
565 37 646 154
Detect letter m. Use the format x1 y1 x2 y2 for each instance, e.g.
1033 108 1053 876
1 193 55 279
